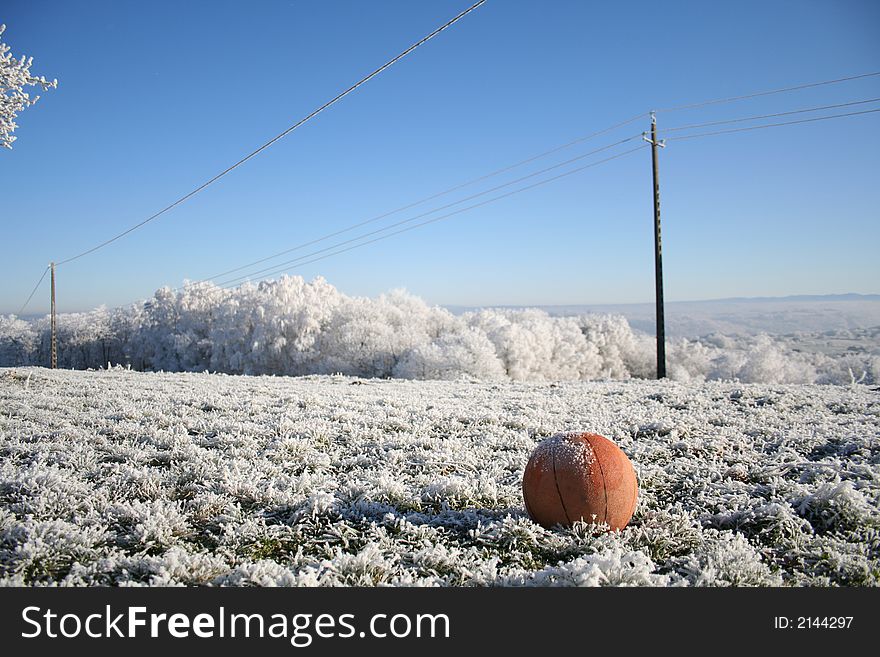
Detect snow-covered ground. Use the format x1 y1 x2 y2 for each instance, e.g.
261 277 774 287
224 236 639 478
2 367 877 586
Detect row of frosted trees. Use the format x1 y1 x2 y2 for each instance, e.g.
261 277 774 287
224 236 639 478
1 276 877 384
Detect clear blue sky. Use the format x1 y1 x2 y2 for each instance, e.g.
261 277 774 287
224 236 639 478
2 0 879 314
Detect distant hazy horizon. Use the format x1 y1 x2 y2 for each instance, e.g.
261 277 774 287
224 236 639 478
15 290 880 316
449 293 880 338
12 288 880 341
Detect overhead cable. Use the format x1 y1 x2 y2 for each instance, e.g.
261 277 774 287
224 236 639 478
664 108 880 141
656 71 880 113
214 135 644 287
54 0 489 267
16 266 50 316
185 111 649 287
219 145 648 289
658 97 880 133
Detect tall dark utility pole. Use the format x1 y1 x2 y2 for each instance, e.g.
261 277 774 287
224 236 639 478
50 262 57 370
643 113 666 379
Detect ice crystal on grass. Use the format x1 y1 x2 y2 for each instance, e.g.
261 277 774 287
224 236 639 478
793 481 879 533
515 547 673 587
674 532 784 586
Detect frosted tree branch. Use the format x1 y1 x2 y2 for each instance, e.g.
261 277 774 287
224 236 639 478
0 24 58 149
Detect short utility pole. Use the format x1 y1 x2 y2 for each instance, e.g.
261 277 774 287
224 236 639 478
643 113 666 379
50 261 57 369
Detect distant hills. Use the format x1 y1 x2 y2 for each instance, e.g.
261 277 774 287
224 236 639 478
447 294 880 338
447 293 880 313
681 293 880 303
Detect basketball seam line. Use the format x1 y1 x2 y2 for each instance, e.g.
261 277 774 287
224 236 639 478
630 469 639 518
591 438 609 525
523 476 536 520
550 439 573 526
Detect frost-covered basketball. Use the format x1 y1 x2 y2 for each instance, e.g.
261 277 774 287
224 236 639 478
522 432 638 530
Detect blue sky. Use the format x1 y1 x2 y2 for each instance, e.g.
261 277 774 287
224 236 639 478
2 0 879 314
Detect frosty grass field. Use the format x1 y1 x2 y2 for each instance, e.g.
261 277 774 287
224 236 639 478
1 366 878 586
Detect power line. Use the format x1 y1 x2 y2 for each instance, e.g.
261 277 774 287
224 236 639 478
212 135 644 288
209 134 645 287
54 0 488 268
664 108 880 141
183 111 649 288
656 71 880 113
217 145 648 290
16 266 50 316
658 97 880 133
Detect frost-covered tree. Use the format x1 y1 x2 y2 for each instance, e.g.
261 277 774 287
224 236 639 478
141 287 183 371
1 24 57 149
393 329 505 380
322 290 443 378
0 314 37 365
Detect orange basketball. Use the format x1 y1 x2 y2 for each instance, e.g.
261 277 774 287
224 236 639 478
522 432 638 530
